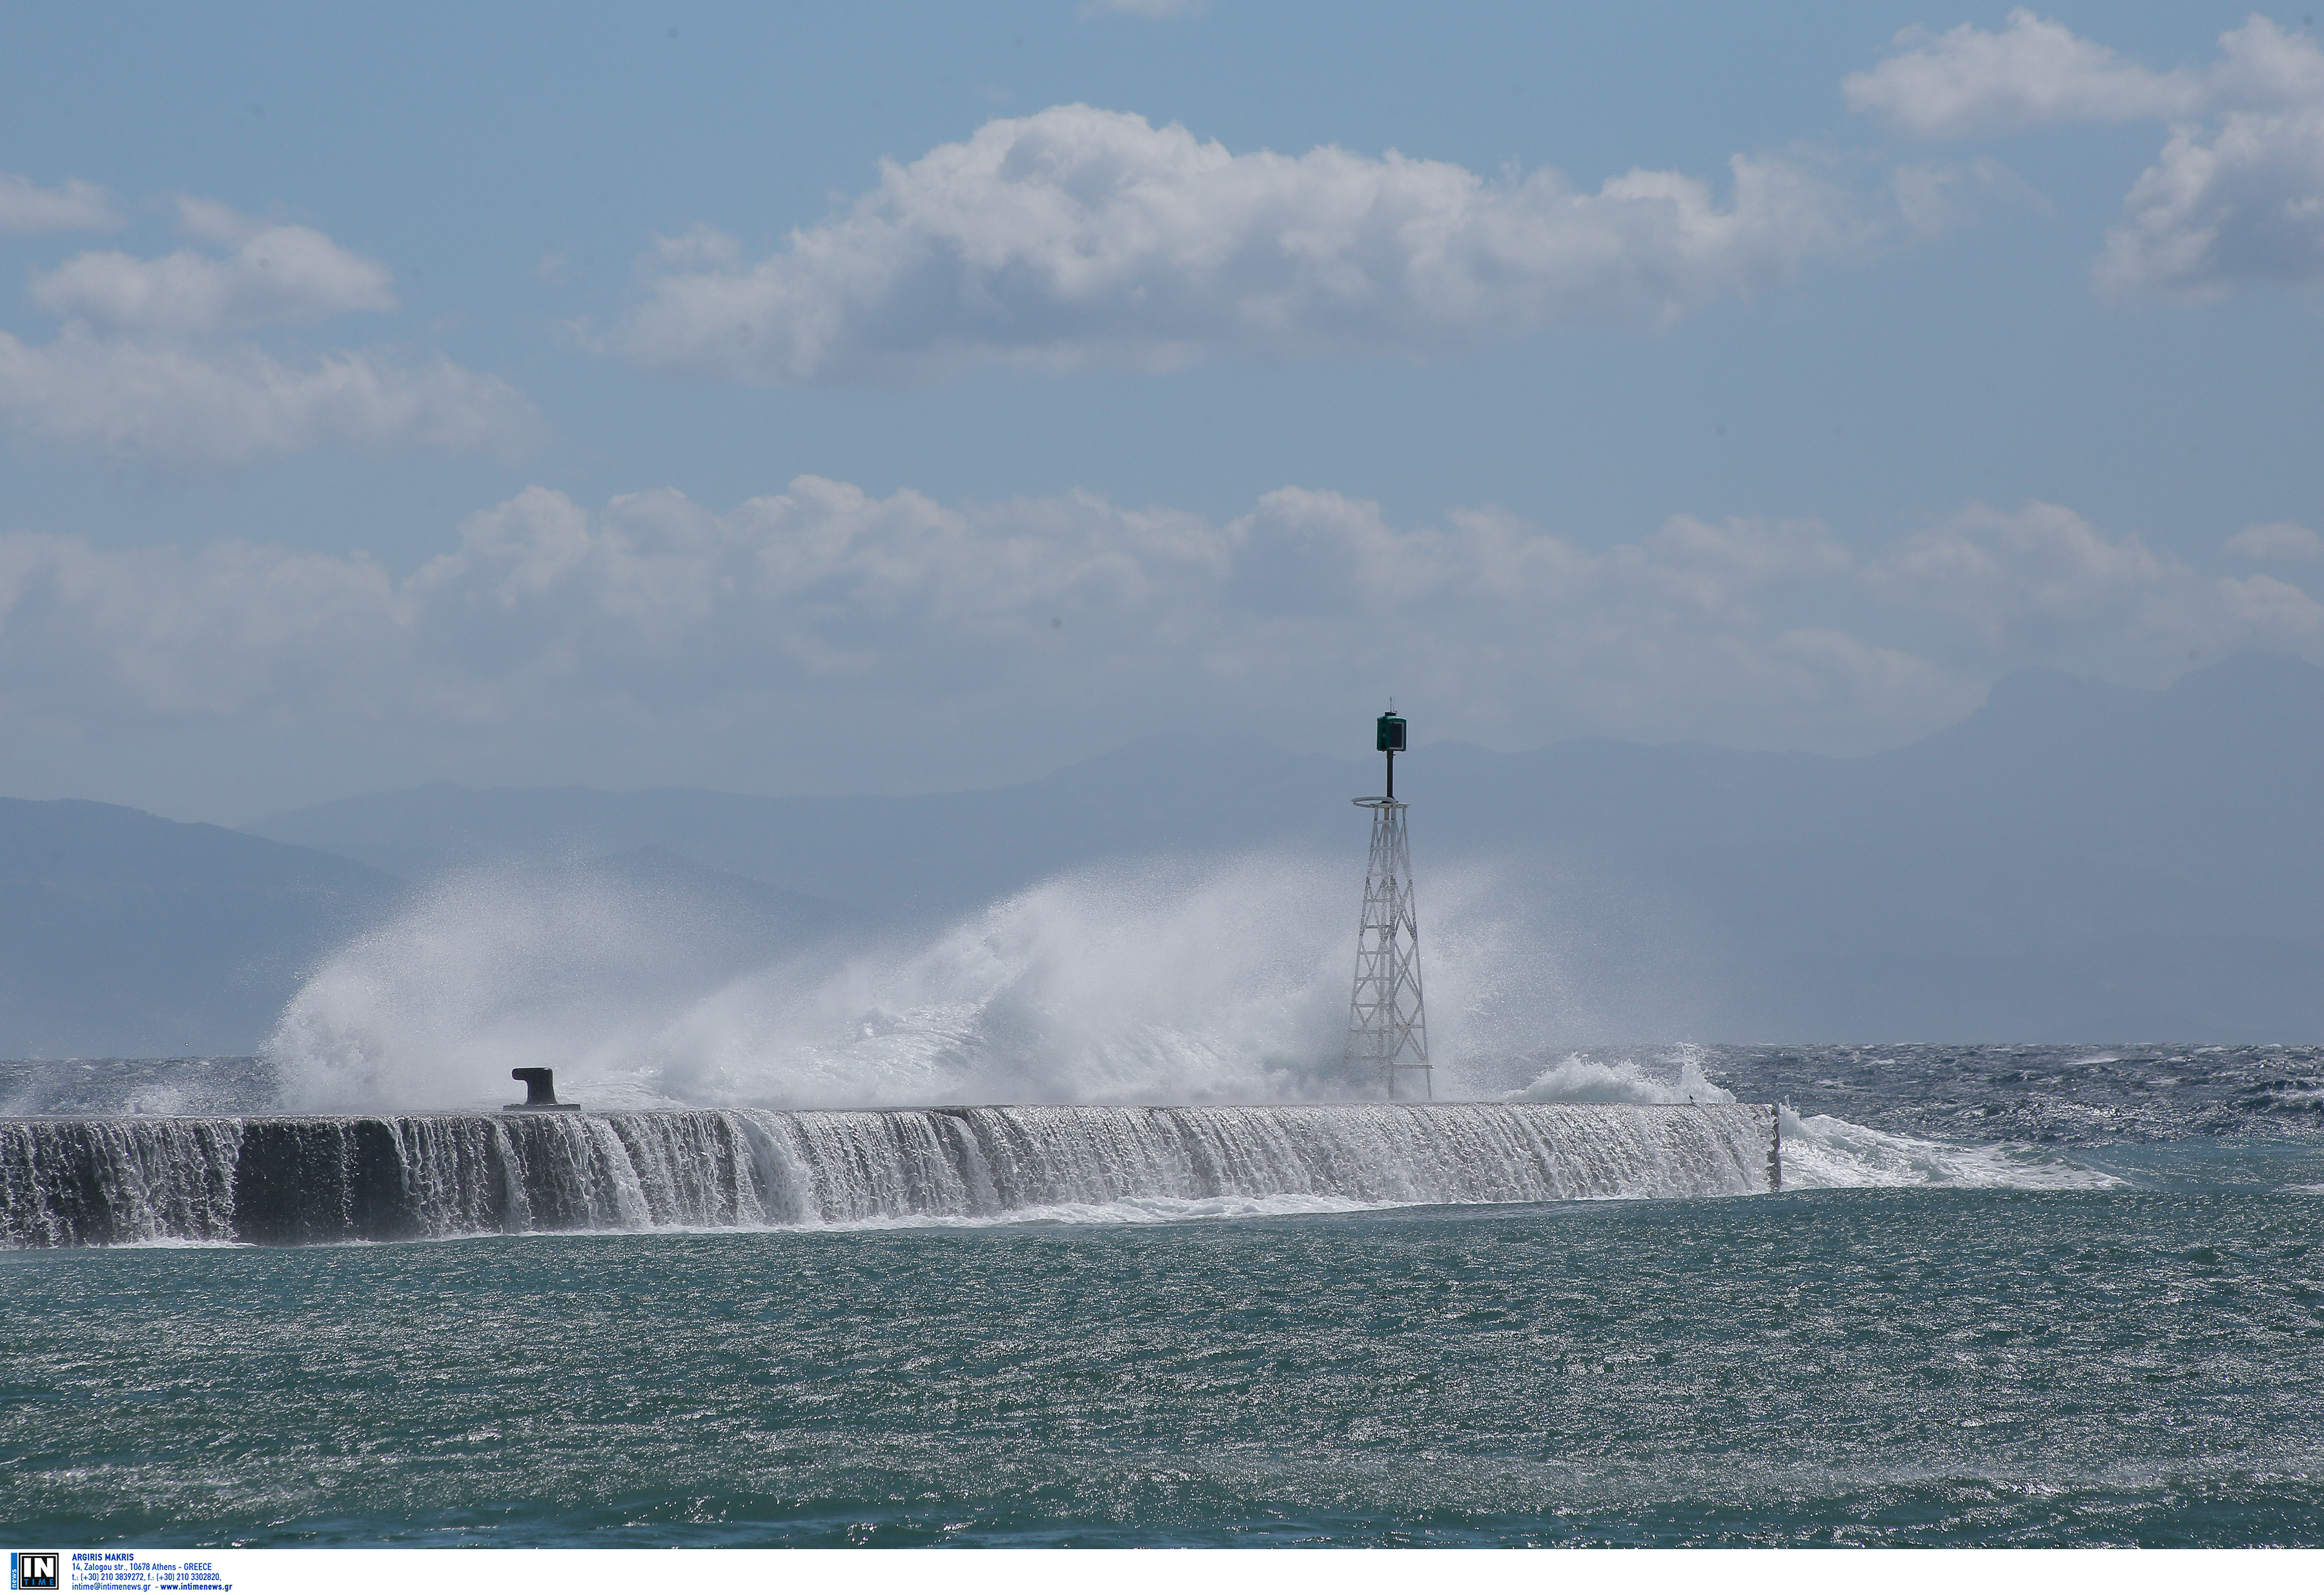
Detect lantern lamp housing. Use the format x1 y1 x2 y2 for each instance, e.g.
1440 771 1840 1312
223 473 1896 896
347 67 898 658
1376 714 1407 753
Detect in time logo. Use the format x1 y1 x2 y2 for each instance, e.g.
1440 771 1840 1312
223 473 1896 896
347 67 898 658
8 1553 59 1592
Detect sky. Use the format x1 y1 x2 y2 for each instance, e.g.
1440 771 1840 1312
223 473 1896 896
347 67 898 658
1 2 2319 822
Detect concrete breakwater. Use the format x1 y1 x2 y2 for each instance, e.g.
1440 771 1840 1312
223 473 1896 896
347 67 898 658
0 1101 1780 1247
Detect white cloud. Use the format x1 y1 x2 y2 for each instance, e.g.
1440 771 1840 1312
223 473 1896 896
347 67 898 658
0 199 536 467
2227 520 2324 560
0 532 406 718
2096 96 2324 298
1870 500 2168 624
1846 14 2324 298
174 195 267 246
4 482 2312 770
618 105 1869 382
1844 10 2202 138
0 326 540 467
33 205 397 334
1866 500 2324 667
1082 0 1205 17
1888 156 2048 238
0 172 121 234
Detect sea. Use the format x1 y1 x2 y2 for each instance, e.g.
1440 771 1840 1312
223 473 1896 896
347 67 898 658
3 1043 2321 1548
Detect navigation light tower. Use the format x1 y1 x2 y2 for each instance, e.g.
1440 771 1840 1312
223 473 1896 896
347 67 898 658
1345 709 1432 1101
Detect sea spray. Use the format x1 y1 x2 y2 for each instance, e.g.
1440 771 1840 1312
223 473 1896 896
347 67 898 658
1503 1044 1737 1106
1773 1106 2121 1190
241 857 2128 1197
267 853 1532 1113
1498 1044 2117 1188
263 860 799 1112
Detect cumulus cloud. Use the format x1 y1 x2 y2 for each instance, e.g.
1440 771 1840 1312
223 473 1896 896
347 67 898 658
1847 14 2324 298
618 105 1869 382
0 198 537 467
0 172 121 234
0 327 541 467
2227 520 2324 560
33 202 397 334
1844 10 2203 137
0 532 406 719
2096 92 2324 298
1866 500 2324 669
3 480 2312 770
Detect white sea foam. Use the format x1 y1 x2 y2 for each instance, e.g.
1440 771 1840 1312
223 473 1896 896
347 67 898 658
784 1191 1396 1230
1496 1046 2112 1190
1503 1045 1735 1106
1777 1108 2121 1190
253 857 2123 1199
265 853 1531 1114
320 1192 1404 1241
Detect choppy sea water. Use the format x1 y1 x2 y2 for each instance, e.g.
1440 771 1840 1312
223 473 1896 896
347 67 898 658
3 1044 2321 1547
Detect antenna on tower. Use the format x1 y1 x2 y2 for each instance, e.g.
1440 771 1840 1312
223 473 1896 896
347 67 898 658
1345 707 1432 1101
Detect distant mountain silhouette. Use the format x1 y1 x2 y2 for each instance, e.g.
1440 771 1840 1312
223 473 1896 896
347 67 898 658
0 798 400 1057
14 653 2322 1055
0 813 853 1059
1411 653 2324 1042
240 653 2324 1044
576 845 853 937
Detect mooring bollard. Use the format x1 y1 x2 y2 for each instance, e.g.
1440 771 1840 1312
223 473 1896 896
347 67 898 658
504 1068 580 1112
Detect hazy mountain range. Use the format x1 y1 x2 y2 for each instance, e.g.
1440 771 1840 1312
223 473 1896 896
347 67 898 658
0 799 395 1059
7 652 2323 1057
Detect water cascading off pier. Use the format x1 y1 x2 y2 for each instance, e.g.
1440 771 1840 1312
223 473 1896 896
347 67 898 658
1 711 1795 1250
0 1102 1782 1247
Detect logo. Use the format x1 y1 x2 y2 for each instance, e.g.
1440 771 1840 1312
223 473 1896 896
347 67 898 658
9 1554 59 1592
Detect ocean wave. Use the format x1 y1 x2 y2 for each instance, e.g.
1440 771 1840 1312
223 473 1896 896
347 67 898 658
262 856 1386 1113
1502 1045 1735 1107
1778 1108 2122 1190
1496 1046 2113 1191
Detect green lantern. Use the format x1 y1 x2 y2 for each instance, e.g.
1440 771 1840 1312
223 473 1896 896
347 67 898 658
1376 713 1407 753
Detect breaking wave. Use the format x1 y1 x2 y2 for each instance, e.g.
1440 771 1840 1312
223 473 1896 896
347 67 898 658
1505 1045 1736 1106
1503 1046 2119 1191
249 863 2128 1197
267 855 1531 1115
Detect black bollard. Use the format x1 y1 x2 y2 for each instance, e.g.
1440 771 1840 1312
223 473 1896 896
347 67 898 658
504 1068 580 1112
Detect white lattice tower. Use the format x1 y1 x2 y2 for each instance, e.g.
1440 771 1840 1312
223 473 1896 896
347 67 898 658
1345 788 1431 1101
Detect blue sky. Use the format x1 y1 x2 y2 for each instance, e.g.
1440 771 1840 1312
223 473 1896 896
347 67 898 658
1 3 2319 819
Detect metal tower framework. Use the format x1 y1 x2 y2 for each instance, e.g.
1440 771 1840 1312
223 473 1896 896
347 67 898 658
1346 716 1431 1101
